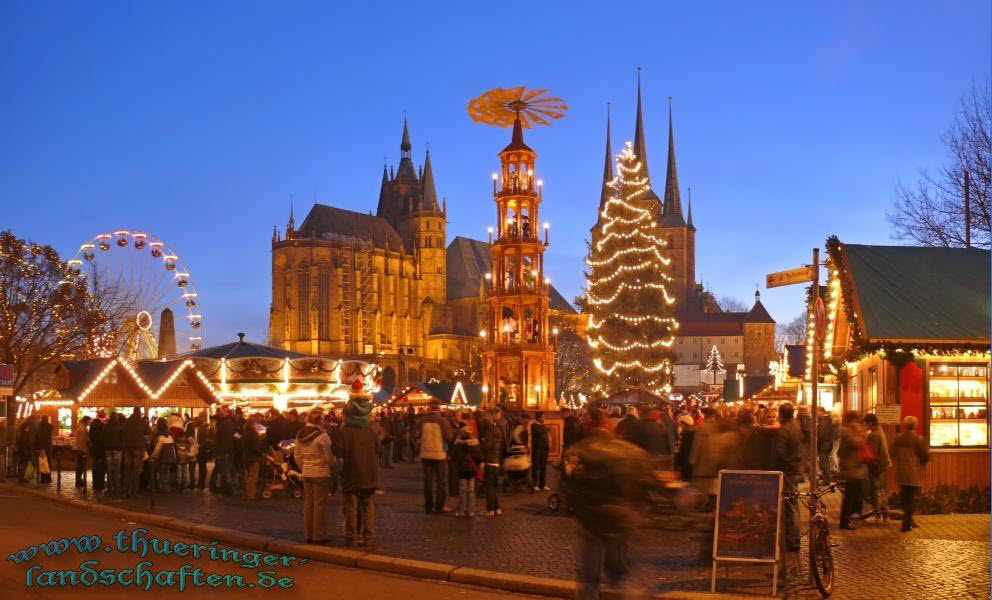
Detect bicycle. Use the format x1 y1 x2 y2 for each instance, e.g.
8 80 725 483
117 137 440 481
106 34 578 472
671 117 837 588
783 481 841 597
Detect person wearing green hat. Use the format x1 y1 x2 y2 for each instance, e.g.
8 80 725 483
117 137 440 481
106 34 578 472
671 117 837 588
340 378 380 548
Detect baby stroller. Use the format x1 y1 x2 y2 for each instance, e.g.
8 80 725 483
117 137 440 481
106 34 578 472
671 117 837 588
502 443 533 494
261 439 303 499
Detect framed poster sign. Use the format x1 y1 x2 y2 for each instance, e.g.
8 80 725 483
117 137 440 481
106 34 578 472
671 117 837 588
711 470 784 595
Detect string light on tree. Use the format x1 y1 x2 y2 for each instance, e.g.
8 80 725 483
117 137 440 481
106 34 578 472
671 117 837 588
584 141 678 396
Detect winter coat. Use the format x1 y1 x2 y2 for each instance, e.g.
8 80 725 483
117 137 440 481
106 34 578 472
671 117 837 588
837 424 868 481
689 419 720 479
88 419 106 458
893 430 929 487
614 415 640 442
739 426 775 470
150 434 176 463
72 424 89 453
123 414 149 451
35 422 53 454
634 419 673 456
531 421 550 451
243 424 265 462
451 437 483 476
16 425 33 457
481 421 505 465
102 418 124 451
816 415 835 453
675 428 695 479
214 414 236 455
294 424 335 479
417 411 454 460
772 418 804 476
866 427 891 473
563 415 582 448
339 424 380 492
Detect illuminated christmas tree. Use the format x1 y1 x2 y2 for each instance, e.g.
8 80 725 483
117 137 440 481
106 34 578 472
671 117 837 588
706 345 724 384
585 141 678 395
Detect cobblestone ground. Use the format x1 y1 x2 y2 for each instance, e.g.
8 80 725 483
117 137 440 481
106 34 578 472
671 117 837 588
22 463 990 599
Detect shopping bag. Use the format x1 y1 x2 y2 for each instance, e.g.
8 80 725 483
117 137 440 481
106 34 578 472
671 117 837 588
857 442 876 464
38 451 51 475
24 461 35 479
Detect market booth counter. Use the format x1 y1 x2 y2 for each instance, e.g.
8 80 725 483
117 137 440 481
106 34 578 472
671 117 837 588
816 238 990 490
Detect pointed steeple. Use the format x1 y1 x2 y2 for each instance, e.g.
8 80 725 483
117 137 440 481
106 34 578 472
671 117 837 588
396 117 417 180
420 149 439 212
632 69 650 180
598 103 614 214
401 116 412 156
659 97 686 227
287 196 295 230
376 162 391 216
686 187 695 230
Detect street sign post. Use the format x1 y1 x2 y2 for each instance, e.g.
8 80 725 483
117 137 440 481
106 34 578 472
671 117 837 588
766 249 820 519
766 266 814 289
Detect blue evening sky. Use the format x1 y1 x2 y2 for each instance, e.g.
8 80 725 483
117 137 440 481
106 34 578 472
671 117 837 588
2 1 989 346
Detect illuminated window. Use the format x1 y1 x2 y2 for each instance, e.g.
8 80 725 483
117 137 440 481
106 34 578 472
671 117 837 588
849 373 860 412
867 368 878 414
928 364 988 448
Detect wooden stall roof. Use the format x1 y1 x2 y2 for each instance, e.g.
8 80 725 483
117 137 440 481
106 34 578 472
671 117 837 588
55 357 220 408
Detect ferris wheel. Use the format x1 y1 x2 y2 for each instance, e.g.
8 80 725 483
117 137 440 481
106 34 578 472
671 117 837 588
66 230 203 360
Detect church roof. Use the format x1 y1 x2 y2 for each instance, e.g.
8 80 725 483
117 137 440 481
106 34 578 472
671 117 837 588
744 299 775 323
297 204 403 251
445 236 577 313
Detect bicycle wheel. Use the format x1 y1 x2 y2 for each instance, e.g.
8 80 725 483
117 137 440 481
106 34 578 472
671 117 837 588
808 516 835 596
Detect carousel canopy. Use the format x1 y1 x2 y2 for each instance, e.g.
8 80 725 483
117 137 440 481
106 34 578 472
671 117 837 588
168 333 310 360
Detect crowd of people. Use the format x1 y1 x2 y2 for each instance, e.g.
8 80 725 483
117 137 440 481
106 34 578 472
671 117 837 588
8 395 931 598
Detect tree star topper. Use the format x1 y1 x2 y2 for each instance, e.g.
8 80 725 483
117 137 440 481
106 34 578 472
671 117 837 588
467 87 568 128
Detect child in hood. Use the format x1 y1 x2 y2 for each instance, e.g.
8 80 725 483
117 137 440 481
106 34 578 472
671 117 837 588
451 422 483 517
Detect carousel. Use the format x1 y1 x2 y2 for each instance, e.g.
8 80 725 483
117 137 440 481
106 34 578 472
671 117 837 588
173 333 381 412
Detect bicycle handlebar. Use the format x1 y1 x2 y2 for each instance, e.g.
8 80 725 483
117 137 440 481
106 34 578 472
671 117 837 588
783 482 842 501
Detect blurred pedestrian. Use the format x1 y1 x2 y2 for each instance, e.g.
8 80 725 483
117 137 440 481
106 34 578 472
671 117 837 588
480 408 504 516
242 413 264 500
893 415 928 532
123 408 149 498
837 411 867 530
90 411 108 490
863 413 891 520
73 416 92 487
816 406 835 484
773 403 803 551
149 418 177 492
675 414 695 481
563 407 656 600
562 407 582 449
294 409 335 544
35 415 54 484
614 406 640 441
340 380 380 547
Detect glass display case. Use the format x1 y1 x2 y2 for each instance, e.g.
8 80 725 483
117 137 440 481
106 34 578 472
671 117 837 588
928 364 988 447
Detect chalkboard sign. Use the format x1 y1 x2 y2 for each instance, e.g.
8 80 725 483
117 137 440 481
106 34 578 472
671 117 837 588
712 470 783 562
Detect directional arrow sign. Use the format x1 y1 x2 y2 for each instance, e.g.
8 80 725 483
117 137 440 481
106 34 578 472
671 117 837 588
766 266 815 289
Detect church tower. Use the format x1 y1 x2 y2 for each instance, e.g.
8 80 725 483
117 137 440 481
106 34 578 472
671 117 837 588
482 115 555 410
656 99 695 307
377 118 447 306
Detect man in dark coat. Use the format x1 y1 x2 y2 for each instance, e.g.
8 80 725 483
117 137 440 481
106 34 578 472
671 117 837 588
339 382 380 548
102 412 125 494
562 407 582 449
123 408 149 497
614 406 641 442
212 408 236 494
634 409 674 469
88 411 107 489
35 416 54 483
530 412 551 490
773 403 804 551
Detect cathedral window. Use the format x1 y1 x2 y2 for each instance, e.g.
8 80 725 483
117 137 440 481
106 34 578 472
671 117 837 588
318 271 329 339
298 270 310 340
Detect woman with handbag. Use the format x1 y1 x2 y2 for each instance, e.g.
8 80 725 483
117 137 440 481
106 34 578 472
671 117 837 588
451 422 483 517
837 411 868 530
35 416 54 484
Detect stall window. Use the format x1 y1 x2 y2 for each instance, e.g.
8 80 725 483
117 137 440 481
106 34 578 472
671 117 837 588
867 368 878 414
849 373 860 412
928 364 989 448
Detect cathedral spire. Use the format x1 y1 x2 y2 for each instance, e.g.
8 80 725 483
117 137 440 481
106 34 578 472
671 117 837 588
401 116 412 157
659 97 686 226
420 149 439 212
396 117 417 180
598 102 614 214
632 68 650 180
687 186 695 230
288 195 295 229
